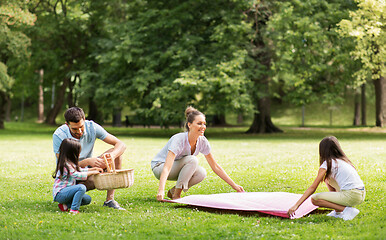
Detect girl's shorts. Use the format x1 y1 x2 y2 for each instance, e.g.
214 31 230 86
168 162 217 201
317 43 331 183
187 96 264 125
311 188 365 207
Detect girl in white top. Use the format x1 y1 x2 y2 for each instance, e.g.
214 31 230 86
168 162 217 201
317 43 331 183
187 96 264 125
288 136 365 220
152 106 244 201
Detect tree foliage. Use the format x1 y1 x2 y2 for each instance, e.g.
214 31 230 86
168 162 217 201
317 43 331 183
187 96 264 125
26 0 92 124
0 0 36 128
338 0 385 83
338 0 386 126
268 0 359 107
84 0 255 126
2 0 383 129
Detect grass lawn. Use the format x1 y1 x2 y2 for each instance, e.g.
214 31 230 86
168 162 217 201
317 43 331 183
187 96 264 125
0 123 385 239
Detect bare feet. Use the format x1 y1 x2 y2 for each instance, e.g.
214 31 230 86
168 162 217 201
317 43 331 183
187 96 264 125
167 186 175 199
167 186 183 199
172 188 183 199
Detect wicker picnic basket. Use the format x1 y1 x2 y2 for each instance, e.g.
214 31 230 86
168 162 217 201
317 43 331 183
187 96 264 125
94 155 134 190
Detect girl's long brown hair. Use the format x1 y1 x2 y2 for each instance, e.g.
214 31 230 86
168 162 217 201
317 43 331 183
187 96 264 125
52 138 81 179
319 136 354 180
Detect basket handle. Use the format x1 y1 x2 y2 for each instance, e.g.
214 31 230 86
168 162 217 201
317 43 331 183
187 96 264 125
103 154 116 173
103 154 111 173
111 155 116 173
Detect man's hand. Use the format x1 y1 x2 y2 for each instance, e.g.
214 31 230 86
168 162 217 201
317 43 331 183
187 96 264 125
93 157 107 168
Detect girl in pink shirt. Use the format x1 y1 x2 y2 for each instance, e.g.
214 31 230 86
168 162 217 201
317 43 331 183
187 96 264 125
52 138 102 214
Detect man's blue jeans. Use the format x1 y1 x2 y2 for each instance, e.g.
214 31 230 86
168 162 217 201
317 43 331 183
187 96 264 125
54 184 91 211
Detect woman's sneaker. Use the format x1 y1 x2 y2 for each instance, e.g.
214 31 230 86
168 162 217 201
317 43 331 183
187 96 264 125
341 207 360 220
58 203 68 212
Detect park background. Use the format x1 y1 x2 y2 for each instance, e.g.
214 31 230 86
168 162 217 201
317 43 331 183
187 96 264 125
0 0 385 239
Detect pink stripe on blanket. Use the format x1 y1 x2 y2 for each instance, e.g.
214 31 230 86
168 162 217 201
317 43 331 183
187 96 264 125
165 192 318 219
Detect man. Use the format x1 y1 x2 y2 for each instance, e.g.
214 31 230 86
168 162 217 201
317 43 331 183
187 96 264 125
53 107 127 210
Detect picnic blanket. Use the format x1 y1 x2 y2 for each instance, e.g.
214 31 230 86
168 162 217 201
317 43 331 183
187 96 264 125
165 192 318 219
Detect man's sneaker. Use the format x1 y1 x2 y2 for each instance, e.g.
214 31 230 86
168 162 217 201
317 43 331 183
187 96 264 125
58 203 68 212
326 210 341 218
103 200 126 210
341 207 360 221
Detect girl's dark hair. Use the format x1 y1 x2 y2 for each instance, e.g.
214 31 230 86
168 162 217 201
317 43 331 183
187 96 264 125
185 106 205 131
319 136 354 180
52 138 81 179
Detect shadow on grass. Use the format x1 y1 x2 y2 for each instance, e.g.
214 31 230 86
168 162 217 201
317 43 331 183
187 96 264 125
172 205 330 219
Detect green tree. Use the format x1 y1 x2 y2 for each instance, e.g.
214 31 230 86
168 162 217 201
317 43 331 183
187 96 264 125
27 0 90 125
338 0 386 127
86 0 255 127
0 0 36 129
243 1 283 133
267 0 359 126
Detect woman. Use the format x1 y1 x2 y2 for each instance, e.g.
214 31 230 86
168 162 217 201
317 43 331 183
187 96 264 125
151 106 244 201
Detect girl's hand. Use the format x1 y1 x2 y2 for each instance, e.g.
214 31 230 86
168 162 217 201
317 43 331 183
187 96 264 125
156 191 164 202
89 167 103 173
233 184 245 192
287 205 298 217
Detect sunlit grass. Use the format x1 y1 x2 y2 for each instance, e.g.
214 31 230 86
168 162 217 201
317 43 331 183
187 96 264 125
0 123 385 239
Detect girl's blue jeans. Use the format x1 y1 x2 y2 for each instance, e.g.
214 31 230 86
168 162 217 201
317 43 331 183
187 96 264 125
54 184 91 211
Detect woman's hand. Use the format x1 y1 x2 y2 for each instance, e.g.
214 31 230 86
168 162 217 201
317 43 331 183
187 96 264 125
156 190 164 202
233 184 245 192
287 205 299 217
156 151 176 202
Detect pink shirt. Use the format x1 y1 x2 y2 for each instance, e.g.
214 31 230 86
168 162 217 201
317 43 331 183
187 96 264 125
52 164 88 198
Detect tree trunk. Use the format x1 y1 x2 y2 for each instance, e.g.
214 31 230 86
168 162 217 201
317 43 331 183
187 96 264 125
112 108 122 127
45 77 70 125
0 91 8 129
5 96 11 122
237 113 243 124
245 2 281 134
361 84 366 126
374 76 385 127
37 69 45 123
87 97 104 124
51 79 55 109
67 74 78 108
353 91 360 126
212 114 226 126
247 96 282 133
